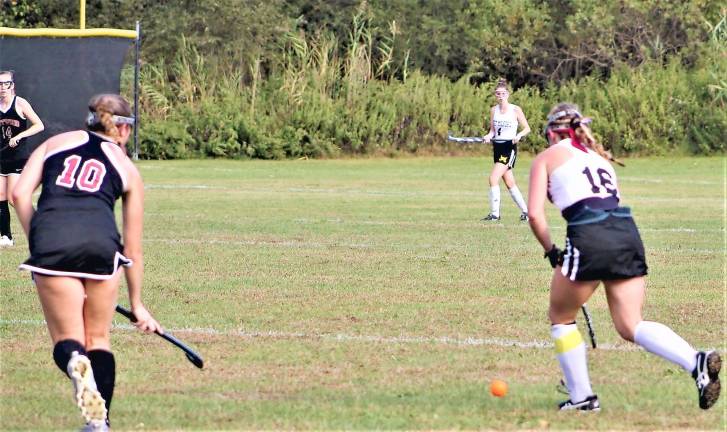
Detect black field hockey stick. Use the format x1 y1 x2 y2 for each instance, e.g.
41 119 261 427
115 304 204 369
581 304 597 349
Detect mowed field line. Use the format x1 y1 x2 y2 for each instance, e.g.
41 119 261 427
0 318 642 351
140 237 723 255
143 183 723 202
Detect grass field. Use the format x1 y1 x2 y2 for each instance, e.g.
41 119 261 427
0 156 724 431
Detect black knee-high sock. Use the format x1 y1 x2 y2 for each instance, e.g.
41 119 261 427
53 339 86 376
88 350 116 420
0 200 10 238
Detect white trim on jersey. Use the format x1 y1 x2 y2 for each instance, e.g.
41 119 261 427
19 251 132 280
43 131 89 161
100 141 128 191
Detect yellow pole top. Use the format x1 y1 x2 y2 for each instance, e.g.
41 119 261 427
80 0 86 29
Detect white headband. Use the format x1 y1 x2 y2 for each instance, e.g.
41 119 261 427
86 111 135 127
547 109 582 124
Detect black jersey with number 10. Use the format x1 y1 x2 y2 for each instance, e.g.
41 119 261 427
20 131 131 279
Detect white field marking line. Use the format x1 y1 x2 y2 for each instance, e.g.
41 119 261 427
142 213 719 234
628 196 722 203
145 184 222 190
144 183 721 201
144 183 482 197
1 318 642 351
144 237 723 254
288 219 718 233
620 177 719 186
138 166 721 186
144 238 373 249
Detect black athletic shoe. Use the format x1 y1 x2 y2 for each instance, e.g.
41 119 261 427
520 212 529 222
481 213 501 221
558 394 601 411
692 350 722 409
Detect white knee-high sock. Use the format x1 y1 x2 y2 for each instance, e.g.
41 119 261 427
489 186 500 216
633 321 698 372
552 323 594 402
508 186 528 213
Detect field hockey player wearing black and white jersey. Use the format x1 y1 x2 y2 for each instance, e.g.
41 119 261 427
13 94 161 432
0 70 44 247
481 79 531 222
527 102 721 411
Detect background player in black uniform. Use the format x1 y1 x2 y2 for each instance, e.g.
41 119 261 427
527 102 721 411
12 94 160 431
0 70 44 246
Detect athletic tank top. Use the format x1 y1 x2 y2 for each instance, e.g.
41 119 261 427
0 96 28 161
36 131 126 215
548 139 620 212
492 104 518 140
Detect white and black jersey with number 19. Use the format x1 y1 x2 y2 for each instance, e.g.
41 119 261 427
548 138 620 216
20 131 132 279
548 138 647 281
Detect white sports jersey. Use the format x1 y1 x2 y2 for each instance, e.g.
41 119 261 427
492 105 518 140
548 139 620 211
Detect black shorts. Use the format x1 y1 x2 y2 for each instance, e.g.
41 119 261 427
0 159 27 175
492 140 517 169
19 210 131 279
560 207 648 281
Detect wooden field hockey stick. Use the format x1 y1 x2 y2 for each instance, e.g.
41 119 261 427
115 304 204 369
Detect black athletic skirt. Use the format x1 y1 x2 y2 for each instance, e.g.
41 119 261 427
560 206 648 281
19 209 131 279
492 140 517 169
0 158 27 175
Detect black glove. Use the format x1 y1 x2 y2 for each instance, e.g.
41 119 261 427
544 245 562 268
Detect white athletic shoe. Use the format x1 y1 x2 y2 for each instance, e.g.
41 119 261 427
0 235 13 247
80 419 109 432
67 352 108 425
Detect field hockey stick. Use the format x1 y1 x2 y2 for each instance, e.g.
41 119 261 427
115 304 204 369
447 131 485 143
581 304 597 349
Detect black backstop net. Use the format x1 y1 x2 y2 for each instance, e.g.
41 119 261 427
0 35 134 158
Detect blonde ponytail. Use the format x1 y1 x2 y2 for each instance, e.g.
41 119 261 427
546 102 624 167
96 106 121 143
575 123 624 167
86 94 132 144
